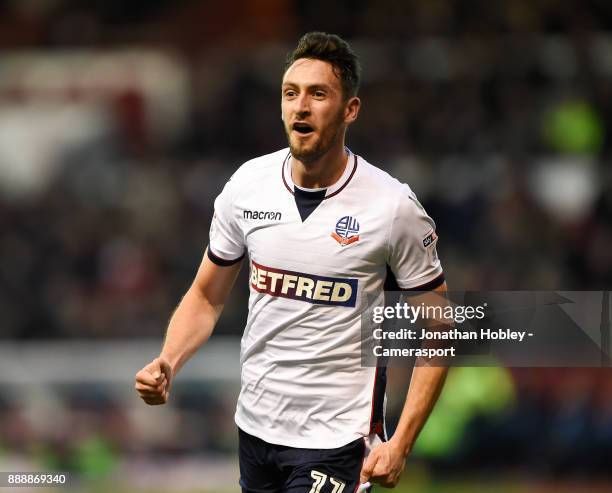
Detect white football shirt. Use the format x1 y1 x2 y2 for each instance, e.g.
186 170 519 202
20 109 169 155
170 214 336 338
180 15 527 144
208 147 443 448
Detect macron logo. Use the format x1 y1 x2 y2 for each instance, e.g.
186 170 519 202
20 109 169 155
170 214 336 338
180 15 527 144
244 210 282 221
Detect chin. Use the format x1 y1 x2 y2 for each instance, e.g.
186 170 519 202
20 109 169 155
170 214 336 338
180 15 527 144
290 146 322 164
289 138 328 163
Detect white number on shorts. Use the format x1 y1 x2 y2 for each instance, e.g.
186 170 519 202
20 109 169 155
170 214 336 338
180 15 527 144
330 477 346 493
309 470 346 493
309 471 327 493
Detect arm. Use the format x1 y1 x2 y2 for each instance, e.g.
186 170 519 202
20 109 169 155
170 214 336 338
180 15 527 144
389 358 448 456
134 248 243 405
360 282 449 488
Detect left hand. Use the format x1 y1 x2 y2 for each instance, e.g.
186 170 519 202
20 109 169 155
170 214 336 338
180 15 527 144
359 439 407 488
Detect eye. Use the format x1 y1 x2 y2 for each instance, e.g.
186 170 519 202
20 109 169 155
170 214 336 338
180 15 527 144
314 90 326 98
284 90 297 98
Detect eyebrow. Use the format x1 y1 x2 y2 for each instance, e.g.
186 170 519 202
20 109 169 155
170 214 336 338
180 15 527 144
282 82 334 91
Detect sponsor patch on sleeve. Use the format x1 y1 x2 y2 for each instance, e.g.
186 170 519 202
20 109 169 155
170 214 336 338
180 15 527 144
423 230 439 265
422 230 438 248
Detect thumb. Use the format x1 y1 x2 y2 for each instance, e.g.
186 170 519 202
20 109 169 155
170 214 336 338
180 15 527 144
147 359 162 380
159 358 173 388
360 451 379 484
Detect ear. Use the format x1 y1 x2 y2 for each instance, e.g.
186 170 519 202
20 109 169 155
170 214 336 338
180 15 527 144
344 96 361 124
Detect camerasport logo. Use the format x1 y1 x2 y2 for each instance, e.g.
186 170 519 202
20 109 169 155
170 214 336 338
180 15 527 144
331 216 360 246
250 260 357 307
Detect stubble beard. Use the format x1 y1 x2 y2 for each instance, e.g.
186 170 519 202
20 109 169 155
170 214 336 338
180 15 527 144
285 112 345 165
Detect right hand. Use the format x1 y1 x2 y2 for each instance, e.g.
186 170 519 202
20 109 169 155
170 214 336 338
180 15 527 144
134 357 173 405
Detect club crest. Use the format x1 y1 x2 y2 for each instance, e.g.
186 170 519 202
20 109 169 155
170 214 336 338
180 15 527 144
331 216 360 246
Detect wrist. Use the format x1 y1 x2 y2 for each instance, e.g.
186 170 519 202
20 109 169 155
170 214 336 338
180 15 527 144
389 434 413 457
159 353 178 376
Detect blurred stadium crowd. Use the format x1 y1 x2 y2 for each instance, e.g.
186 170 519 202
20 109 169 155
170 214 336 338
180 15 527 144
0 0 611 487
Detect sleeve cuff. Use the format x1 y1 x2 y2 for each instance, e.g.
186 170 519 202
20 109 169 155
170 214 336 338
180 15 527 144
399 272 445 291
207 246 245 266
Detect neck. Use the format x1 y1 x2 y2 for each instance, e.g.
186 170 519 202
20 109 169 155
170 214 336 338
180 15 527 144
291 138 348 189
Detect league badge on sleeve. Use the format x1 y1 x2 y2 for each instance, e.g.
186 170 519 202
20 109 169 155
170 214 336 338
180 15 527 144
422 230 437 248
331 216 360 246
209 212 217 238
422 230 439 264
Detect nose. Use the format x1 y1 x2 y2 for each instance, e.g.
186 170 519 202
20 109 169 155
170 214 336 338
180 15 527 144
295 93 310 118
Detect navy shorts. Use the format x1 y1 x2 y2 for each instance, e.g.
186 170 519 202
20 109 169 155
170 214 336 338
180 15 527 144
238 428 371 493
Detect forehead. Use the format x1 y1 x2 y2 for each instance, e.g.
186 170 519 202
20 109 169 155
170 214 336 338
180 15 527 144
282 58 341 90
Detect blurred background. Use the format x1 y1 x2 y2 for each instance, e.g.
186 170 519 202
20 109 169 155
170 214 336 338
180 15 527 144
0 0 611 491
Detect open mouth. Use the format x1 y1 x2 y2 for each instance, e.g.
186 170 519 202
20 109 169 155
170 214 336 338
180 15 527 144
292 122 314 135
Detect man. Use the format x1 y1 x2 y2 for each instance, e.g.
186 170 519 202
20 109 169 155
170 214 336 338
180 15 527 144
135 32 448 492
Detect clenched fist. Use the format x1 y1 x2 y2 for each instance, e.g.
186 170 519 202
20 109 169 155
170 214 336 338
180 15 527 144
134 357 173 405
359 439 407 488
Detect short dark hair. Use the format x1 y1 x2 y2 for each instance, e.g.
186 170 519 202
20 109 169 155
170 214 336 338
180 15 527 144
284 32 361 98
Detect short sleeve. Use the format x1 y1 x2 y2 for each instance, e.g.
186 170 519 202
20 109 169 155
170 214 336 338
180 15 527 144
207 178 246 266
387 186 444 289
